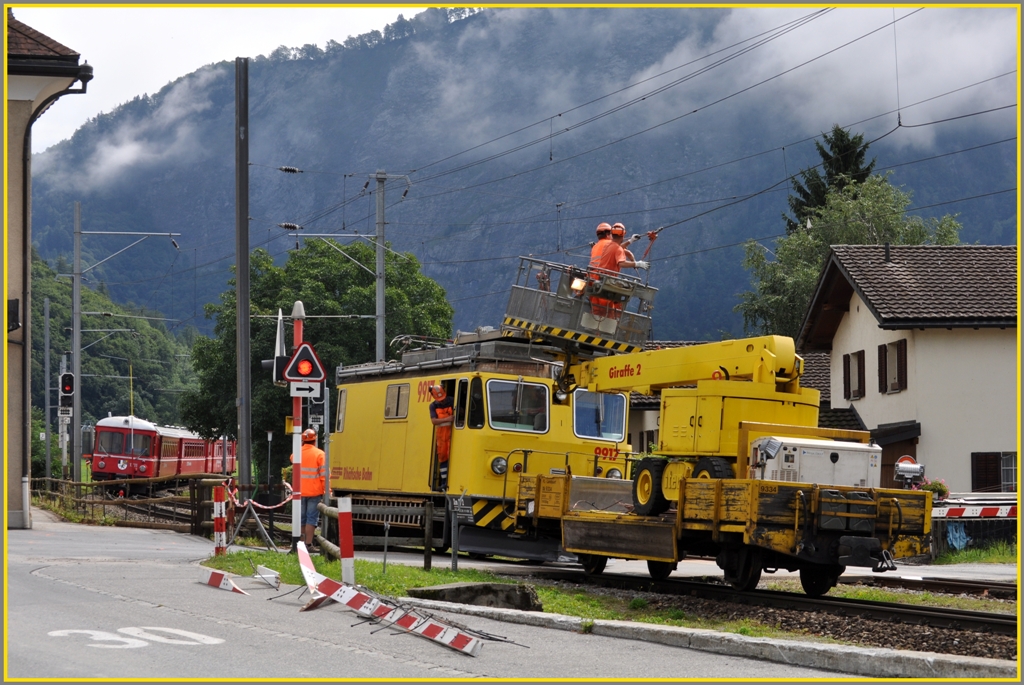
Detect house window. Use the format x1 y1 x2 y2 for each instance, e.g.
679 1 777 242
842 350 865 400
971 452 1017 493
878 339 908 393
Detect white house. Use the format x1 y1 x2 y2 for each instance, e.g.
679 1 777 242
796 244 1017 493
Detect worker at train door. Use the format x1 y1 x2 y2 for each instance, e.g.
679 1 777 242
296 428 325 550
428 385 454 490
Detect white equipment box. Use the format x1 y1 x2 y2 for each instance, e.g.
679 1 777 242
750 436 881 489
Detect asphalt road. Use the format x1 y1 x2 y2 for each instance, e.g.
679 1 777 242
6 508 836 681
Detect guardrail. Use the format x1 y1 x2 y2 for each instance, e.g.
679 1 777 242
316 500 438 570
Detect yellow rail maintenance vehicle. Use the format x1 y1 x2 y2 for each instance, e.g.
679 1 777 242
329 257 659 560
498 257 932 596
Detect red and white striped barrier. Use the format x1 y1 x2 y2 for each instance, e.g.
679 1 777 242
295 542 482 656
933 505 1017 519
338 496 355 585
213 485 227 555
198 567 249 595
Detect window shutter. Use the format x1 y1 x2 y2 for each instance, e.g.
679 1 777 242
856 350 865 399
842 354 851 400
971 453 1002 492
896 338 908 391
878 344 887 393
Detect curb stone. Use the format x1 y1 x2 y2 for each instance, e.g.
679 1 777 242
400 597 1017 679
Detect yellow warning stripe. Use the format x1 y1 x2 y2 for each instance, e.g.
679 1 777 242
471 498 513 530
502 317 639 353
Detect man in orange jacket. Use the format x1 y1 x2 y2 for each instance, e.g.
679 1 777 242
429 385 454 490
295 428 325 549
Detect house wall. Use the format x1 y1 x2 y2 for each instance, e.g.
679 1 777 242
831 292 1016 492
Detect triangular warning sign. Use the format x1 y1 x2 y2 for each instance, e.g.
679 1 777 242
283 342 326 382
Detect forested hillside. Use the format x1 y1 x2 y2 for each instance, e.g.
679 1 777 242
30 7 1017 346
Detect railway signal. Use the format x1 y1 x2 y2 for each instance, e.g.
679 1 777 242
282 342 325 383
59 372 75 409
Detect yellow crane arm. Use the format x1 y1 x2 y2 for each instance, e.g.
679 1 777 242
573 335 802 394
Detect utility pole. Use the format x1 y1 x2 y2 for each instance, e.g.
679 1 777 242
290 300 306 550
235 56 252 496
370 170 410 362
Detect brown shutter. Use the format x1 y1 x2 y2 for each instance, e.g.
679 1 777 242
856 350 865 399
878 344 888 393
896 338 908 391
971 453 1002 492
842 354 851 400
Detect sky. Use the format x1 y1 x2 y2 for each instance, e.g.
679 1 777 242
14 6 427 151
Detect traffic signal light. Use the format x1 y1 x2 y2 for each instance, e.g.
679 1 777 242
261 355 289 387
59 372 75 408
282 342 325 382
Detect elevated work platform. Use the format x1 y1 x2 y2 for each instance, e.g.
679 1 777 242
502 257 657 354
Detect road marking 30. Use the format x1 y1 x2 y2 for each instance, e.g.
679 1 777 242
49 627 224 648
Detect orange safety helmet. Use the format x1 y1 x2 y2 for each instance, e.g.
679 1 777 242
596 222 612 235
611 223 626 237
429 384 447 400
301 428 318 443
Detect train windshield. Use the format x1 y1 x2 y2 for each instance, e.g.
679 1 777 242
127 434 151 457
573 390 626 442
486 379 548 433
96 430 123 455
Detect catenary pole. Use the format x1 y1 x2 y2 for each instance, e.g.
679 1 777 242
44 297 51 488
72 202 82 485
374 170 386 362
235 57 252 497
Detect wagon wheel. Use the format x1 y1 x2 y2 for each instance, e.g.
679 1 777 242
632 458 669 516
799 564 844 598
723 547 762 592
646 560 677 581
578 554 608 576
692 456 734 479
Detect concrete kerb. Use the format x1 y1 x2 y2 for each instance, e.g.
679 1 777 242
399 597 1017 680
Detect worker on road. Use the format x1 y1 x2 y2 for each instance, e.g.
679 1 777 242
296 428 325 550
429 384 454 490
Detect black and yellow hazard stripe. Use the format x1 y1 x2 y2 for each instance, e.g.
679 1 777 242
470 498 516 531
502 317 639 353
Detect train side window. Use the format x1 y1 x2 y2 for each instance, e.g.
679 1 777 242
98 431 123 455
336 389 347 432
468 377 484 429
454 379 469 428
384 383 410 419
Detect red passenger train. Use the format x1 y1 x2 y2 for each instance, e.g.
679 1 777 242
89 415 236 482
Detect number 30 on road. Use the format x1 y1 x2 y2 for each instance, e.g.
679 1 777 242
49 627 224 648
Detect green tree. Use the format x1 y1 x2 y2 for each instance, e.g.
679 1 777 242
786 125 876 234
178 240 453 487
737 173 961 338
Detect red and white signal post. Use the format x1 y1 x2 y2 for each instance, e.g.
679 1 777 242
281 301 327 550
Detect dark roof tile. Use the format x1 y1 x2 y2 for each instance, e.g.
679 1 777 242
7 9 79 59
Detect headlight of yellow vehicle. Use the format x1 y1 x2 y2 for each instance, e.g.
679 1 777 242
606 468 623 479
491 457 508 475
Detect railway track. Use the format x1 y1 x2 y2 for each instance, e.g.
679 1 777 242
525 569 1017 636
839 575 1017 599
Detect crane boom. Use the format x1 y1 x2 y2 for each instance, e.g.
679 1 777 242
573 335 803 394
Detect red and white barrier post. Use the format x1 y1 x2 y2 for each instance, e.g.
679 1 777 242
213 485 227 556
291 306 304 551
338 496 355 584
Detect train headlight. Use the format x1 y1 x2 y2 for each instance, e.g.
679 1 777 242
139 465 147 473
97 460 105 469
490 457 508 475
606 468 623 479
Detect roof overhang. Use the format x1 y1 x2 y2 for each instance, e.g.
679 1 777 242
796 251 862 352
870 420 921 446
878 318 1016 330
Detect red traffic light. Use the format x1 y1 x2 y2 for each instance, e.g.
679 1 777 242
60 373 75 395
297 359 313 376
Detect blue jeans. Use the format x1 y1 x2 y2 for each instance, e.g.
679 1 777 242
301 496 321 528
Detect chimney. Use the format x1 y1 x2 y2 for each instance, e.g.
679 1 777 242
884 242 891 263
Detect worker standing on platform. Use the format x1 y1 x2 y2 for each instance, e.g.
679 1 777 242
611 223 648 270
429 385 454 490
297 428 325 550
588 222 648 317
